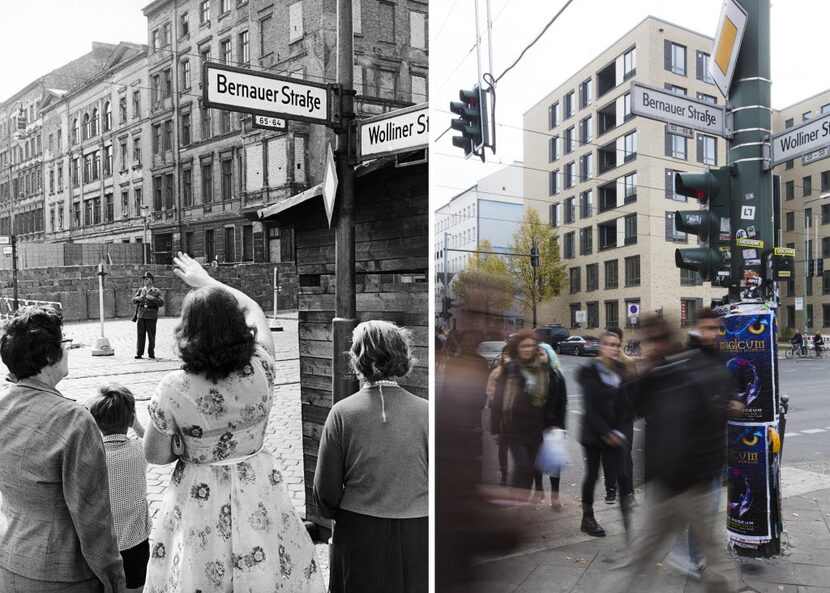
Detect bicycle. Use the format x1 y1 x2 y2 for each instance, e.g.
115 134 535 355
784 344 814 359
624 339 641 357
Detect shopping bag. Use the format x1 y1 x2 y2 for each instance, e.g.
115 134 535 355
535 428 569 476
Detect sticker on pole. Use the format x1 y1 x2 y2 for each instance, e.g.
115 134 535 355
709 0 748 97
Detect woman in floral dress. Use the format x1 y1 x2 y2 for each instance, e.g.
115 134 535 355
143 252 324 593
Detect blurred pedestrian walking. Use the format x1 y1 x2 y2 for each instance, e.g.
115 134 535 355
486 347 511 485
606 312 744 593
576 331 632 537
535 342 568 510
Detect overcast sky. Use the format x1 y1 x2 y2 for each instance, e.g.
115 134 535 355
431 0 830 209
0 1 148 103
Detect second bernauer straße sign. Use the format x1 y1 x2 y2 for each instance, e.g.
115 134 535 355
203 62 330 126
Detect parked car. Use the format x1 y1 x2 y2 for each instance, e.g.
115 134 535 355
556 335 600 356
477 341 507 366
533 324 570 347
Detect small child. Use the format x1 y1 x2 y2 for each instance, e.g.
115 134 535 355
88 384 151 593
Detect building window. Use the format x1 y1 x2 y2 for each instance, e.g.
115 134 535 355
667 133 686 159
804 175 812 196
785 211 794 231
624 214 637 245
220 110 231 134
579 116 592 145
153 176 163 210
564 126 575 153
604 259 618 289
549 102 560 129
133 90 141 119
180 12 189 37
181 60 191 89
242 225 253 261
289 2 304 43
605 300 619 328
200 0 210 24
680 268 702 286
410 11 426 49
822 170 830 192
696 51 714 83
698 134 717 165
624 256 640 286
624 131 637 161
121 190 129 218
667 84 686 95
165 173 174 209
586 264 599 292
220 38 232 64
549 136 559 162
579 226 593 256
182 167 193 207
667 41 686 75
564 197 575 224
134 187 142 216
569 267 581 293
152 123 161 154
119 141 127 170
152 29 160 51
623 48 636 78
239 30 249 64
579 153 593 182
586 302 599 328
220 0 229 14
133 137 142 165
785 180 794 200
103 145 112 177
564 162 575 189
579 190 592 218
205 229 215 261
221 158 233 200
666 211 687 242
697 92 717 104
549 203 560 228
163 120 173 152
570 304 581 329
564 91 574 119
259 15 272 56
549 169 559 196
563 232 575 259
105 193 114 222
224 227 236 262
624 172 637 203
181 112 191 146
103 102 111 132
579 78 592 109
201 105 211 139
202 160 213 204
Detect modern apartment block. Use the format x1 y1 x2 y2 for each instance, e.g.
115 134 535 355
435 164 523 326
773 90 830 332
2 0 427 265
523 17 729 332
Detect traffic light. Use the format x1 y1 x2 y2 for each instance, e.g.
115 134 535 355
530 245 539 267
674 166 733 284
450 85 488 160
818 258 825 276
808 258 815 278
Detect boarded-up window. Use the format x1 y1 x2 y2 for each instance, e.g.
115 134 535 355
410 11 426 49
294 137 306 185
379 69 396 100
268 137 287 186
353 0 362 34
246 144 263 191
289 2 303 43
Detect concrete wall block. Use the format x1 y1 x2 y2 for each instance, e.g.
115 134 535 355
87 289 116 320
60 291 88 322
115 291 136 318
163 290 186 317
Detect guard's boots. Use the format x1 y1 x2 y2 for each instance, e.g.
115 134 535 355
581 505 606 537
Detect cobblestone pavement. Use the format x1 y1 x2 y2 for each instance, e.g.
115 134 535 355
0 312 331 580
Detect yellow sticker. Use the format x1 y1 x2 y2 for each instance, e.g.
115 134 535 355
736 238 763 248
774 247 795 256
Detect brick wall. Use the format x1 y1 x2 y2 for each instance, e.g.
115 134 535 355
0 262 297 321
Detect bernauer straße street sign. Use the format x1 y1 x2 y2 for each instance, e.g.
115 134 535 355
202 62 331 126
630 81 728 137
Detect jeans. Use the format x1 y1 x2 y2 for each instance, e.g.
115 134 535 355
603 424 634 496
582 443 631 506
506 437 540 491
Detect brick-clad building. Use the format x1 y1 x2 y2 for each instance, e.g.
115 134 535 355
0 42 120 246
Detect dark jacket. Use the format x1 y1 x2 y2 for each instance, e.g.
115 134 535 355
627 346 736 492
491 360 567 442
577 359 628 447
133 286 164 320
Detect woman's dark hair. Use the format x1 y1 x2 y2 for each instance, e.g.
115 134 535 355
175 286 256 383
0 306 64 380
506 330 538 360
88 384 135 435
350 320 414 382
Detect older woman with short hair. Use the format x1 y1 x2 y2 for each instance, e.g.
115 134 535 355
314 320 428 593
0 306 126 592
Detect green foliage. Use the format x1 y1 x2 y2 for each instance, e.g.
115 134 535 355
507 209 568 327
452 239 515 314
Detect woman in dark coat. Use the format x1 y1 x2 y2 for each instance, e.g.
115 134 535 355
491 331 566 499
537 342 568 510
577 331 632 537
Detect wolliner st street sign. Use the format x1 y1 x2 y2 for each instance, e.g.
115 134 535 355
202 62 331 125
630 82 727 137
771 112 830 166
358 103 428 160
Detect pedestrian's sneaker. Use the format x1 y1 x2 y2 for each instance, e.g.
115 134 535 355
605 489 616 504
664 551 701 581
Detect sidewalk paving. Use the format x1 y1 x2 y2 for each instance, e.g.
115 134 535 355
471 471 830 593
0 313 331 581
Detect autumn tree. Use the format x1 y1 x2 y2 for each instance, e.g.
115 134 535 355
507 209 568 328
451 239 516 317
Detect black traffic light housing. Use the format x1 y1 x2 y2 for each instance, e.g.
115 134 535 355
808 258 815 278
530 245 539 268
674 166 734 284
450 85 489 161
818 258 825 277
